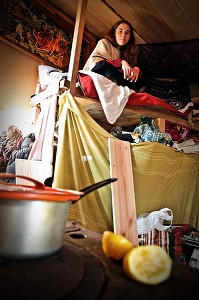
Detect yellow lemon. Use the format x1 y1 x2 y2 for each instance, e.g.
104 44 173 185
102 231 134 260
123 245 172 285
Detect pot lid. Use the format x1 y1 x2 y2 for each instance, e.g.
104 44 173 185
0 173 83 202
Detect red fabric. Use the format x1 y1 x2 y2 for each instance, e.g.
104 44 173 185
165 122 190 141
171 224 191 262
78 73 191 117
105 59 122 68
127 93 191 116
78 73 98 99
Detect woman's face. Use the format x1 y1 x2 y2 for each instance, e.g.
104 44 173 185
115 23 131 46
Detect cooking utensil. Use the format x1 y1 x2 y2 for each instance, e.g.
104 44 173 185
0 173 117 259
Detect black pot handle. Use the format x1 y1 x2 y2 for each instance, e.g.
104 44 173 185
75 177 117 201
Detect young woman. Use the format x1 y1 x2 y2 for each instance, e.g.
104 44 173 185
83 20 144 91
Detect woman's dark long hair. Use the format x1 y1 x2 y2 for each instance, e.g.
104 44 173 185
104 20 138 66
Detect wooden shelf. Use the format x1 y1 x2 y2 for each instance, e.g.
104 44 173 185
73 87 199 130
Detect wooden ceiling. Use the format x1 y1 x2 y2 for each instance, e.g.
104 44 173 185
48 0 199 45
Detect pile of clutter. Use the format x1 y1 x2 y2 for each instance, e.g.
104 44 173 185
109 116 199 153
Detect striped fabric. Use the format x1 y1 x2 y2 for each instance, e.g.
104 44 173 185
139 229 169 253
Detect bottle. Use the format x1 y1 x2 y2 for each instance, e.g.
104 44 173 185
178 253 186 265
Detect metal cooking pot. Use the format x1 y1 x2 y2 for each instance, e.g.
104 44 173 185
0 173 116 259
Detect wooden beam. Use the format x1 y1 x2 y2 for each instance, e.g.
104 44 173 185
68 0 88 96
156 118 165 132
108 138 139 246
73 89 199 130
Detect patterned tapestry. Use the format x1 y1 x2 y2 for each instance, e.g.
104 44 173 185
0 0 77 70
138 38 199 81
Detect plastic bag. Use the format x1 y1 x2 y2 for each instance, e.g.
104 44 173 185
137 208 173 235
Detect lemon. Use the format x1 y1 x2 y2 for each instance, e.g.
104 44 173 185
102 231 134 260
123 245 172 285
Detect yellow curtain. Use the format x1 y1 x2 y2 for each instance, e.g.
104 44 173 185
131 142 199 226
53 90 199 233
53 91 114 232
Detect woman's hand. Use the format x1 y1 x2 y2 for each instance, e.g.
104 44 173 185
121 60 140 82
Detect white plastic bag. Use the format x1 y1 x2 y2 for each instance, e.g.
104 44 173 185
137 207 173 235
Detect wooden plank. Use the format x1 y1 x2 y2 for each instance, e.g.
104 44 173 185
149 0 198 40
156 118 166 132
106 0 176 43
74 90 199 130
177 0 199 34
15 159 53 185
82 0 120 39
68 0 88 95
108 138 139 246
43 0 199 44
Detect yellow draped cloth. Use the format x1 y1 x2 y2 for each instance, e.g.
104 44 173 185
53 90 199 233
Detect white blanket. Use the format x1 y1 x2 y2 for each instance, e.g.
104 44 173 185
79 70 135 124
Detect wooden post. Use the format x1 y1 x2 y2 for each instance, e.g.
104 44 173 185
108 138 139 246
156 118 165 132
68 0 88 96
